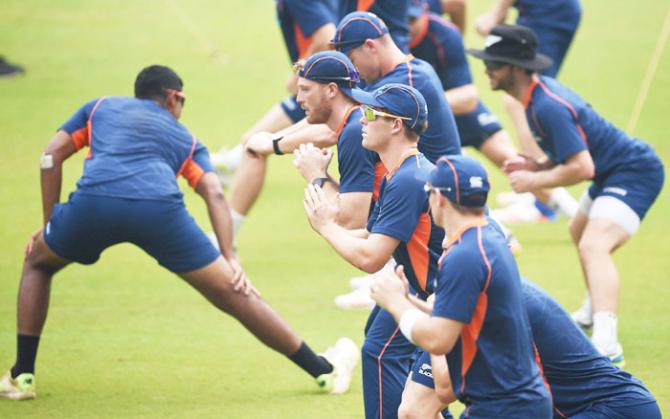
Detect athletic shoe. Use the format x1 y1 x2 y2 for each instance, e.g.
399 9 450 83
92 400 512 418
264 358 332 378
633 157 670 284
0 57 25 78
491 200 547 225
571 297 593 328
349 273 378 290
593 342 626 368
334 287 375 310
496 191 535 207
0 371 36 400
316 338 359 394
210 144 243 187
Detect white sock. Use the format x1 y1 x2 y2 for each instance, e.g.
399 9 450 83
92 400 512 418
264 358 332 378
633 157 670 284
230 209 245 238
549 187 578 218
592 311 618 352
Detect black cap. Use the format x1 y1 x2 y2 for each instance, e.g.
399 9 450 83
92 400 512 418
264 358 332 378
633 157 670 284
467 24 552 71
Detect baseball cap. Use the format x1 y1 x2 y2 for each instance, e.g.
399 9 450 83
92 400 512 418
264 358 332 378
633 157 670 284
422 155 490 207
408 0 426 18
331 11 389 53
298 51 360 98
467 24 552 71
350 83 428 134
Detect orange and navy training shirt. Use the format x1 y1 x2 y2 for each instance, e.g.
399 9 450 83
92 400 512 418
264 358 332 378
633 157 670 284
366 151 443 300
59 96 212 202
433 220 551 417
276 0 338 63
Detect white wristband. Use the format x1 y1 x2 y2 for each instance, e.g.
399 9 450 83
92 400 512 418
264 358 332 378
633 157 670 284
399 308 424 345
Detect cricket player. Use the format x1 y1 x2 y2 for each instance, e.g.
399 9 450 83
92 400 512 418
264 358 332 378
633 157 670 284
303 84 444 419
0 65 358 401
370 155 553 418
338 0 412 52
468 24 665 364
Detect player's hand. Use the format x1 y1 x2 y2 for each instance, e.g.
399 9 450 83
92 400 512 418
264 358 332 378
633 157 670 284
303 183 338 232
370 265 408 310
502 154 540 174
474 11 498 37
509 170 539 193
293 143 333 182
24 228 43 259
228 258 260 297
244 132 275 157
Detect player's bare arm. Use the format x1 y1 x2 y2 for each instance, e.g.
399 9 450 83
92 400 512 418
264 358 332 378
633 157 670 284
475 0 515 36
430 353 457 405
303 184 398 272
444 84 478 114
41 130 77 224
245 124 336 157
195 172 236 260
509 150 595 192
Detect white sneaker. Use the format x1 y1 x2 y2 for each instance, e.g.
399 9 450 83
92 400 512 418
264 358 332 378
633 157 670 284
334 287 375 310
593 341 625 368
316 338 359 394
0 370 36 400
210 145 243 187
496 191 535 207
349 274 378 290
571 297 593 328
491 200 545 225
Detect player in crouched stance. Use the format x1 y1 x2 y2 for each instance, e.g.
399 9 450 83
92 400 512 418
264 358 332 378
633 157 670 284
0 65 357 401
371 155 552 418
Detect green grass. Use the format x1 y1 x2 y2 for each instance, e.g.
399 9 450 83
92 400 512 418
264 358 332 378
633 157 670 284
1 0 668 417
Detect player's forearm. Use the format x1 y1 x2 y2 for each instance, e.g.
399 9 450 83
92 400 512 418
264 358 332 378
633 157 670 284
445 85 478 115
490 0 514 21
533 152 594 188
277 124 336 154
197 173 235 259
430 353 457 405
40 165 63 225
318 223 388 273
408 294 433 314
304 24 337 57
443 0 466 32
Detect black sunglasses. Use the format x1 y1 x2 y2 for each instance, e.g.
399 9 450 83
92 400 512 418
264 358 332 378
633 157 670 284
484 60 508 71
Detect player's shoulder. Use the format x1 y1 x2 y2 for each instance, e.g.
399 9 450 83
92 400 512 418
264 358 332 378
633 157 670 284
427 13 460 39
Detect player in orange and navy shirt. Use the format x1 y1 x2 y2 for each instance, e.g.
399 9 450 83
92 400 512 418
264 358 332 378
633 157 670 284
304 84 444 419
2 65 358 401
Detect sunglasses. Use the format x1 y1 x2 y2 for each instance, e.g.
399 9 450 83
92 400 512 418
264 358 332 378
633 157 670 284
423 184 451 195
164 88 186 105
362 105 411 122
484 60 508 71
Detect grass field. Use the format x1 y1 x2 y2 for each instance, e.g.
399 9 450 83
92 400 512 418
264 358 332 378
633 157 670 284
1 0 668 417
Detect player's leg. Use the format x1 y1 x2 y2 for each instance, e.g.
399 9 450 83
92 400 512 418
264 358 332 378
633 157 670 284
226 100 298 237
398 374 446 419
361 306 416 419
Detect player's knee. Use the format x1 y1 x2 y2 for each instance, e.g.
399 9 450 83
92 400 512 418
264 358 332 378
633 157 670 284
577 236 605 260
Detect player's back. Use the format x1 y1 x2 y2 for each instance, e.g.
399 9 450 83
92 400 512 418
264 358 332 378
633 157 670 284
514 0 581 29
368 57 461 162
527 76 656 182
339 0 411 52
69 96 197 202
522 279 657 417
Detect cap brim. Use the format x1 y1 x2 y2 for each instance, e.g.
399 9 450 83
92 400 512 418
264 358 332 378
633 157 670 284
350 88 384 108
467 48 553 71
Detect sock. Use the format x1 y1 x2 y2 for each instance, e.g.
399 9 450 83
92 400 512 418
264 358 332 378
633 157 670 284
11 334 40 378
533 199 558 220
549 187 578 218
592 311 618 352
230 209 245 238
288 342 334 378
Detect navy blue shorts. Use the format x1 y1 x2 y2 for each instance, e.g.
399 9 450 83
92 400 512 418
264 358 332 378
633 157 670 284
410 350 434 389
520 20 580 77
44 193 221 273
570 400 661 419
588 156 664 220
279 95 306 123
454 101 502 149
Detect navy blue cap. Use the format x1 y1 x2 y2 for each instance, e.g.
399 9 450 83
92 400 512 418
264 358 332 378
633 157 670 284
423 155 490 207
351 83 428 134
408 0 426 18
298 51 360 97
331 11 389 53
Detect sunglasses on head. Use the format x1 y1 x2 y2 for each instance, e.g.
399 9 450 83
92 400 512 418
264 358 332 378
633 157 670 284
164 88 186 105
362 105 411 122
484 60 508 71
423 183 451 195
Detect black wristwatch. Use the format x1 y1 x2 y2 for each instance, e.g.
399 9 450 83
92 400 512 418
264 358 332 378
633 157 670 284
272 136 284 155
310 177 329 188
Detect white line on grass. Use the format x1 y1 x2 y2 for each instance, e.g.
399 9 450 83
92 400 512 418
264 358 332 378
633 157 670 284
627 5 670 134
167 0 229 65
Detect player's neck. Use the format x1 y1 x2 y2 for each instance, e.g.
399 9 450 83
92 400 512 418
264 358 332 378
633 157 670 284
380 47 410 77
378 141 417 175
443 210 486 243
508 74 534 103
327 98 357 133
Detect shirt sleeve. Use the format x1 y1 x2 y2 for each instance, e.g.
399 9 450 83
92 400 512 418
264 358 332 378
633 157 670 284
59 99 99 151
285 0 336 37
181 141 213 189
432 247 488 323
370 174 426 242
533 100 587 164
437 21 473 88
338 122 375 194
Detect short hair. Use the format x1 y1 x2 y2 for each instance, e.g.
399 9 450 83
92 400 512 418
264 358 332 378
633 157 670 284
134 65 183 101
445 192 487 215
404 120 428 141
293 59 306 74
